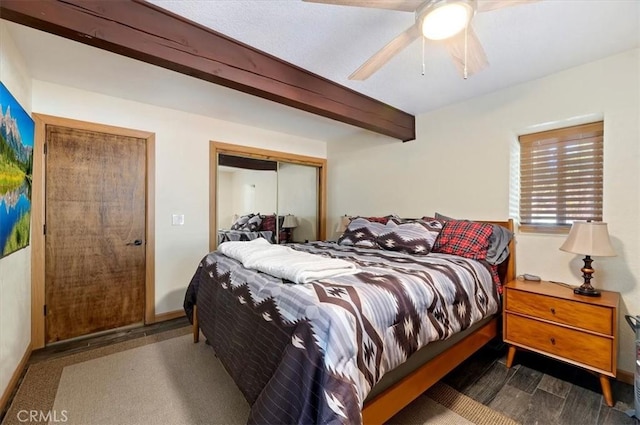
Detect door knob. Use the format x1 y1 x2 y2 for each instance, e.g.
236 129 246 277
127 239 143 246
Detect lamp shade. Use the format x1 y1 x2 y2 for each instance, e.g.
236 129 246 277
282 215 298 229
559 221 616 257
336 216 351 234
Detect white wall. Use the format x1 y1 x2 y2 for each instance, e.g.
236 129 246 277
32 80 326 315
0 21 32 404
328 49 640 373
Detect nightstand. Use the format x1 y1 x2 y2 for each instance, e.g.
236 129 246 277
503 279 619 406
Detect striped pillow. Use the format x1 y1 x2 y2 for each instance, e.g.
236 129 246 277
231 213 255 230
244 214 263 231
338 218 386 249
378 219 443 255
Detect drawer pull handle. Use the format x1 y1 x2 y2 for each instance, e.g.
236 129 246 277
550 337 556 345
550 308 556 315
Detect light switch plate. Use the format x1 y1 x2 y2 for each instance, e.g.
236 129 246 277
172 214 184 226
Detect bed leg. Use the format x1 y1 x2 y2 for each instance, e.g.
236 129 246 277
193 304 200 343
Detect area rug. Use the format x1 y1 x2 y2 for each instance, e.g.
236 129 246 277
3 327 518 425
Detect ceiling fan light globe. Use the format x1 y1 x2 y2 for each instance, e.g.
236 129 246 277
421 2 473 41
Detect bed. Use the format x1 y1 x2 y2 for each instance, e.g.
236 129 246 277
185 218 515 425
218 213 288 245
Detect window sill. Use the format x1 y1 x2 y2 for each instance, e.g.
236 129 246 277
518 224 571 235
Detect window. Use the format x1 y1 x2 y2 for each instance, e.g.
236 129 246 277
519 121 603 233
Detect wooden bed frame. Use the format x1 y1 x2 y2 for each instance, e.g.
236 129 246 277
192 219 516 425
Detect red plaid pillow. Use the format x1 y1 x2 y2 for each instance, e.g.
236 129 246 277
259 214 276 233
432 220 493 260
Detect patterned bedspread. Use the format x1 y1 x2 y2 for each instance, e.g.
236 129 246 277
217 229 275 244
184 242 500 425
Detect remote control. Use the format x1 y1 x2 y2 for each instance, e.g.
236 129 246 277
523 273 541 281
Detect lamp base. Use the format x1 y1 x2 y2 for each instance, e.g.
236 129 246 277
572 254 601 296
573 285 601 297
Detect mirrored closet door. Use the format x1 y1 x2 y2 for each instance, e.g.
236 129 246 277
277 162 318 244
217 153 278 243
210 142 326 251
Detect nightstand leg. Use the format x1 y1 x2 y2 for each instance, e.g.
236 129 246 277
599 375 614 407
506 345 517 368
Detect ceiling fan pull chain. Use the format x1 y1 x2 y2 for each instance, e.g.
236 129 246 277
463 25 468 80
422 36 426 76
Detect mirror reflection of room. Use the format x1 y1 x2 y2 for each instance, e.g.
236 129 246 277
216 153 319 245
217 154 278 244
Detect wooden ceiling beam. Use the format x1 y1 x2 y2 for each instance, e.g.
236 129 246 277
0 0 416 141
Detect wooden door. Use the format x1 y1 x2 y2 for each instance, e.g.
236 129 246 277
45 125 146 343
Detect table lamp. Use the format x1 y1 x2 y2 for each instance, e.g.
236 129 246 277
559 221 616 297
335 215 350 235
282 215 298 243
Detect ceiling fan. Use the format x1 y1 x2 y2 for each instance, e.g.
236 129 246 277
303 0 539 80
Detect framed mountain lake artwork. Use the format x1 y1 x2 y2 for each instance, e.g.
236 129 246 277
0 82 34 258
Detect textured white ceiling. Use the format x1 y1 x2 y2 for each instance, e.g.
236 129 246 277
5 1 640 141
148 0 640 114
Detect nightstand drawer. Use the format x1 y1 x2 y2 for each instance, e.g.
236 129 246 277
505 314 613 372
505 289 612 335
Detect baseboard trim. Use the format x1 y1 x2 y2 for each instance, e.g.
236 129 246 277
154 310 185 322
617 368 634 386
0 342 32 415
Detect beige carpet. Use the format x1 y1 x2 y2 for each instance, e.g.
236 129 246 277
3 328 519 425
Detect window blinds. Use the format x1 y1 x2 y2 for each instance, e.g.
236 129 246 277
519 122 603 232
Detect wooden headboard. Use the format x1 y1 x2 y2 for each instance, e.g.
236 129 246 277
477 218 516 285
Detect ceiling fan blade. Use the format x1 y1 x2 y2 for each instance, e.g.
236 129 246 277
476 0 540 13
349 24 421 80
302 0 423 12
445 25 488 78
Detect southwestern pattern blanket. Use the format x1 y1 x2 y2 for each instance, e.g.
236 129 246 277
184 242 500 424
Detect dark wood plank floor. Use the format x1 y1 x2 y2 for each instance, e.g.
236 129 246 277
443 340 639 425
